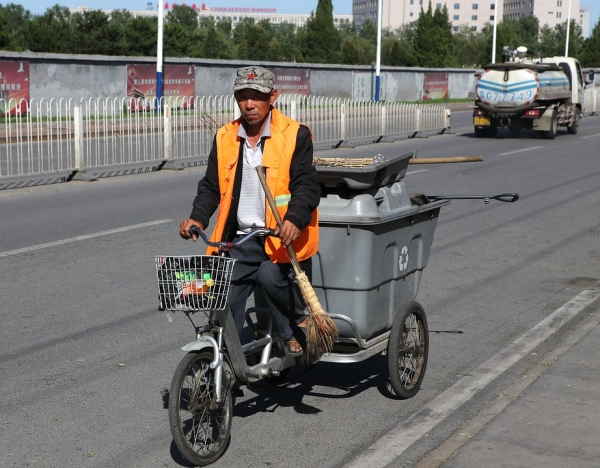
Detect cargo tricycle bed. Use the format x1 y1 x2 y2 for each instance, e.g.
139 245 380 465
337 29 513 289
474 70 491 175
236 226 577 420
311 150 448 398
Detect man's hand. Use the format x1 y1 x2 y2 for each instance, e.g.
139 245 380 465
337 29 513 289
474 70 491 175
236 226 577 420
275 220 301 248
179 219 204 241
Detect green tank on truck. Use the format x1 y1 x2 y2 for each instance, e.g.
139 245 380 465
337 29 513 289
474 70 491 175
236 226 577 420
473 46 593 139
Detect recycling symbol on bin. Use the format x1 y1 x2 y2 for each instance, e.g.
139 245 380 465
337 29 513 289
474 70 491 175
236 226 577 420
399 246 409 271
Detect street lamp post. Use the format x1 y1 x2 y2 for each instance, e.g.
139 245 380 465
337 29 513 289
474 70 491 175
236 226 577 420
565 0 572 57
492 0 498 63
374 0 383 102
156 0 164 111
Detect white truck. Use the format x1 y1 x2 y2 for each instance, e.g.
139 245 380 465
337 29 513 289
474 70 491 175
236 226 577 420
473 46 594 139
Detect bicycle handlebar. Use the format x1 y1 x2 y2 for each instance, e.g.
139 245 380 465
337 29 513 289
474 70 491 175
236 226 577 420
426 193 519 204
189 225 275 252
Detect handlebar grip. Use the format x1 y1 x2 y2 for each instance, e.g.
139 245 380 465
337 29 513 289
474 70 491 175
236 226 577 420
189 225 202 238
493 193 519 203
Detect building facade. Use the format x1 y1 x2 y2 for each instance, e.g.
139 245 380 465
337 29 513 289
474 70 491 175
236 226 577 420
353 0 581 34
71 5 352 29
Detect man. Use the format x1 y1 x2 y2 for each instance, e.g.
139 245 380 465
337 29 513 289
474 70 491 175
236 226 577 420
179 66 320 355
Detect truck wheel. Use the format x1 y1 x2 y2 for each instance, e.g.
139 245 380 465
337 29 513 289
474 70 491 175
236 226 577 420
484 124 498 138
567 110 580 135
544 110 557 140
474 127 486 138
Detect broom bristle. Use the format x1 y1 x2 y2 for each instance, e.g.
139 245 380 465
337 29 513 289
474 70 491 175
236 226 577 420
294 270 340 363
306 309 339 363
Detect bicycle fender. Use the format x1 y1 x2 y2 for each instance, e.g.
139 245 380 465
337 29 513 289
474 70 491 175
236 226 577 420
181 338 214 353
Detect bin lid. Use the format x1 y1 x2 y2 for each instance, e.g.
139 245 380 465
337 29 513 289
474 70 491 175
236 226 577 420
315 151 414 190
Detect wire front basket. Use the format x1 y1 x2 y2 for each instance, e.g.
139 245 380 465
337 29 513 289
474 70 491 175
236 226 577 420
154 255 237 312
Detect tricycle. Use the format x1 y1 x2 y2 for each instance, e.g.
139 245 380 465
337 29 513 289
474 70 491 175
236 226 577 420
153 151 517 466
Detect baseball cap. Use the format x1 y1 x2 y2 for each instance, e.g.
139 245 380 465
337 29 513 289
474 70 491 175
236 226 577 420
233 66 275 94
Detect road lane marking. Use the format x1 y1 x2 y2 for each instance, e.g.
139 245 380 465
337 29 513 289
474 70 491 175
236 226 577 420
417 301 600 468
499 146 543 156
582 133 600 139
344 284 600 468
0 219 172 258
407 169 429 175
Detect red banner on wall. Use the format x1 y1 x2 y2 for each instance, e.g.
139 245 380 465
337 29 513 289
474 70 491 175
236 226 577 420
127 64 195 108
0 61 30 115
423 73 449 101
271 68 311 96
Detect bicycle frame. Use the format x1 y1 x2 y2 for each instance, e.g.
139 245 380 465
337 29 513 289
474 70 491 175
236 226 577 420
179 227 299 401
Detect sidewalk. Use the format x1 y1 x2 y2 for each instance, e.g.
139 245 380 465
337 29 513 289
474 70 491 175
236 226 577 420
419 310 600 468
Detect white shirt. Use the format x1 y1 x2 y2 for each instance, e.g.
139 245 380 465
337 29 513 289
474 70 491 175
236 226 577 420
235 113 272 233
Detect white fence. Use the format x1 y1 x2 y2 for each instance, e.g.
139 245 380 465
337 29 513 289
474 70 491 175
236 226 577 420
0 95 449 184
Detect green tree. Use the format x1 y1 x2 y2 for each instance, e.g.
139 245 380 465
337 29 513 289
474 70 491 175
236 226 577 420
517 15 540 54
0 3 31 50
71 9 115 55
24 5 73 53
381 36 418 66
273 22 301 62
195 17 232 59
163 22 193 57
413 2 457 67
216 18 232 36
166 5 198 33
452 25 484 67
581 20 600 66
232 18 274 61
338 21 357 41
538 20 583 58
340 35 375 65
125 15 158 56
359 18 376 43
299 0 341 63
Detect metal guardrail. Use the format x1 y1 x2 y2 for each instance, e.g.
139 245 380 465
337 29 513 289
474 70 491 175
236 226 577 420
0 95 449 186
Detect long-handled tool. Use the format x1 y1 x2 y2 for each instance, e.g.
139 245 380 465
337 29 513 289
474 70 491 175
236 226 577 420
426 193 519 204
408 156 483 164
255 166 339 364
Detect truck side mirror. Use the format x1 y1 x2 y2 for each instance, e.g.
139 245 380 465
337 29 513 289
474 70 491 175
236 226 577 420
588 70 595 84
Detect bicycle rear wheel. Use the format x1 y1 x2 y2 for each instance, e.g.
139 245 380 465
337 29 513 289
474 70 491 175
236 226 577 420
169 351 233 466
387 301 429 399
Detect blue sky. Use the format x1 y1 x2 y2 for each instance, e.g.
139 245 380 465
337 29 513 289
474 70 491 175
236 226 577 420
11 0 600 34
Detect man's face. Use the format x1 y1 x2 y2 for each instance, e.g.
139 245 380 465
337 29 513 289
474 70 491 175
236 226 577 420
234 89 278 127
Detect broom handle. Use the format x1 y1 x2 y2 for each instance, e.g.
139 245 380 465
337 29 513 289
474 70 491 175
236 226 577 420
255 166 303 275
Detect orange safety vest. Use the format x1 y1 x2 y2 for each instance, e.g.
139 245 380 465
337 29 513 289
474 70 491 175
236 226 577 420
207 107 319 263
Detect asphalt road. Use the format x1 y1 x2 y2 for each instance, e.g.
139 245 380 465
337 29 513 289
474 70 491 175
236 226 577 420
1 111 599 467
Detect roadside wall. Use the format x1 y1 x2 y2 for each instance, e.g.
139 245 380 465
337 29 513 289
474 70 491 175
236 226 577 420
0 50 479 102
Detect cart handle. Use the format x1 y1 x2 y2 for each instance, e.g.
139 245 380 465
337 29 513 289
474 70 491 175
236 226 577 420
189 225 275 252
427 193 519 204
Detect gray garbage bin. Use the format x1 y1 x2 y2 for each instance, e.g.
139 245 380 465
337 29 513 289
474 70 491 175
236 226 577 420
312 151 448 340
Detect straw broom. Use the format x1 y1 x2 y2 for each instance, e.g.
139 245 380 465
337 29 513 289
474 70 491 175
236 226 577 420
255 166 339 364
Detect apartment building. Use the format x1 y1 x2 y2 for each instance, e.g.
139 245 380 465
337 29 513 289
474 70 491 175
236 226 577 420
504 0 580 28
353 0 580 33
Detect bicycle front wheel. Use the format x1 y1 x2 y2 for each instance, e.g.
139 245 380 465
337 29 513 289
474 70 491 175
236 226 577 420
169 351 233 466
388 301 429 399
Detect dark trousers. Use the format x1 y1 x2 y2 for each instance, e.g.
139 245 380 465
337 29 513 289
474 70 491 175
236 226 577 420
228 235 309 342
